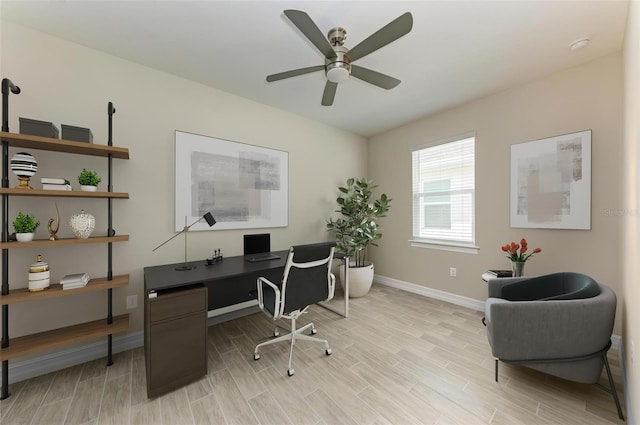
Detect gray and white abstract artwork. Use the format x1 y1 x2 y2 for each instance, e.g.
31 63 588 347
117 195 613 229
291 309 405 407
175 131 288 231
511 130 591 229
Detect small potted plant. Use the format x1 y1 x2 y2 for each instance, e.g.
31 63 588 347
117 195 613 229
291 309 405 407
13 212 40 242
78 168 101 191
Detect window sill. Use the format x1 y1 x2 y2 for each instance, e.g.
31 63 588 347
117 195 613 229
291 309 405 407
409 239 479 254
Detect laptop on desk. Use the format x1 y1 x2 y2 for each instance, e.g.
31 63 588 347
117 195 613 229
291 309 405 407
244 233 281 262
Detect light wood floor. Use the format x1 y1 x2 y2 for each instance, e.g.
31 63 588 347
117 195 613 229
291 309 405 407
0 283 626 425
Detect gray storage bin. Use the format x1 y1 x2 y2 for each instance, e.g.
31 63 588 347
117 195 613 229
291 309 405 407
19 118 59 139
61 124 93 143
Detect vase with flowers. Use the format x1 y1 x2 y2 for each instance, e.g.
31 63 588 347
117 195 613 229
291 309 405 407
501 238 541 277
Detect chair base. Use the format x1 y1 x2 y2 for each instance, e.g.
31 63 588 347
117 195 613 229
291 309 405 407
494 342 624 420
254 312 331 376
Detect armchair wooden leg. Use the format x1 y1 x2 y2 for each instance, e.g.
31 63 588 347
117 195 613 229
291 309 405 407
495 359 499 382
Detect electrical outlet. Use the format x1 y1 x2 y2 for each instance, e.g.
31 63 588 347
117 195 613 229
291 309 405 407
449 267 457 277
126 295 137 310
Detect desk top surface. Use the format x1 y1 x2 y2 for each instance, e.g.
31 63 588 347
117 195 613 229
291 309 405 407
144 250 289 292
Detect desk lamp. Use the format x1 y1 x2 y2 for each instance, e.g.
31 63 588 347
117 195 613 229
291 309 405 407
152 212 216 271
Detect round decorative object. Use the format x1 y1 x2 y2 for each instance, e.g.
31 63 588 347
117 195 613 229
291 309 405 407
80 185 97 192
69 209 95 239
10 152 37 189
16 232 35 242
28 254 50 292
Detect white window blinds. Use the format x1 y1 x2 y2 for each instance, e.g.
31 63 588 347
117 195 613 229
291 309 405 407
412 136 475 245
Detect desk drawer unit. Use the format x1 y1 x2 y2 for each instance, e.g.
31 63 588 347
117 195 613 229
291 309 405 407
144 284 207 398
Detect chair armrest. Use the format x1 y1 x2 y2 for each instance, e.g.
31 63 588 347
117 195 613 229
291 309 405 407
487 277 529 298
485 291 616 361
327 273 336 301
257 276 281 318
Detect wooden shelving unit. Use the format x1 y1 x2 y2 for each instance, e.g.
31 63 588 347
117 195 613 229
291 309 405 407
1 275 129 305
0 131 129 159
1 100 129 399
0 188 129 198
0 314 130 361
0 235 129 249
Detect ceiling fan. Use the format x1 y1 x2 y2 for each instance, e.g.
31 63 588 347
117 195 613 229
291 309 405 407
266 9 413 106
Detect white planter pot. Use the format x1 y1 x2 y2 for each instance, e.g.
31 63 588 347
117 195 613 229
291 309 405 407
80 185 97 192
16 232 35 242
339 262 374 298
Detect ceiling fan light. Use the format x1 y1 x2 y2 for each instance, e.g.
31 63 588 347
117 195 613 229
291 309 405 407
326 66 350 83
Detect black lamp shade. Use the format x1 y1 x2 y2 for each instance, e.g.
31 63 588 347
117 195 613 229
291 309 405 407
203 212 216 227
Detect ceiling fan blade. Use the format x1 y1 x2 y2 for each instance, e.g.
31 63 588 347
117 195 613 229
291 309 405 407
284 10 337 59
347 12 413 62
321 81 338 106
266 65 325 82
351 65 401 89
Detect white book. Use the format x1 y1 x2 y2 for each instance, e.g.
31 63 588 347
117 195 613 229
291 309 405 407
62 281 88 290
42 183 72 191
60 273 90 285
40 177 70 185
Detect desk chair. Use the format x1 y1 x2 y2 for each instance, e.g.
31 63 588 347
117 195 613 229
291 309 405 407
253 241 336 376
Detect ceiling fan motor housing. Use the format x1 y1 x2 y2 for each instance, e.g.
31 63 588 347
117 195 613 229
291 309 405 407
325 45 351 83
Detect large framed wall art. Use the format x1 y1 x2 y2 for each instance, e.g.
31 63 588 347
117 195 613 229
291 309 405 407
175 131 288 231
510 129 591 230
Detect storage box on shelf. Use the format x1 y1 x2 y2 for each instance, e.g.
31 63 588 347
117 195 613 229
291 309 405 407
1 114 129 400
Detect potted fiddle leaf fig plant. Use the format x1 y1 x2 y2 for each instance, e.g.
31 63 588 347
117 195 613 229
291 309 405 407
78 168 101 191
13 212 39 242
326 178 391 297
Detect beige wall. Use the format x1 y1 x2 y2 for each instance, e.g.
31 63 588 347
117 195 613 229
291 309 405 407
0 22 367 339
368 54 624 334
623 0 639 419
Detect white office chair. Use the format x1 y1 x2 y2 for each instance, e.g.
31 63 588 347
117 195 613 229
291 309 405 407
253 241 336 376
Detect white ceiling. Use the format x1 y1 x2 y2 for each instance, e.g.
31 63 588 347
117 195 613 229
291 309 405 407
0 1 629 137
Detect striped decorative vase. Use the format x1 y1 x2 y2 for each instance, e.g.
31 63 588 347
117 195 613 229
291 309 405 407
10 152 38 189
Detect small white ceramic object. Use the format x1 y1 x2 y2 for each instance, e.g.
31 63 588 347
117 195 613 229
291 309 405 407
69 209 95 239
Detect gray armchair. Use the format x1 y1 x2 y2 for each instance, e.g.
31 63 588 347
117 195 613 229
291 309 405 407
484 272 623 420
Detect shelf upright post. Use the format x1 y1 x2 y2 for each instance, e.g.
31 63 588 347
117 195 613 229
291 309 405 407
1 78 20 400
106 102 115 367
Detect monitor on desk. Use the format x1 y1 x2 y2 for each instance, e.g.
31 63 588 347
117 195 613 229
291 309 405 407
243 233 280 262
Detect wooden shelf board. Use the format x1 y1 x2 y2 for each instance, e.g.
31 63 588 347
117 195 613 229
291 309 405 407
1 132 129 159
0 235 129 249
1 275 129 305
0 188 129 198
0 314 129 361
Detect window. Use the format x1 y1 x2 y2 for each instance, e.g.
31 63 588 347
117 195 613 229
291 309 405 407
412 135 476 252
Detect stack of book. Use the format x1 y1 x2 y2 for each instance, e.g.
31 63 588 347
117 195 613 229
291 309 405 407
41 177 72 191
60 273 90 290
486 269 513 278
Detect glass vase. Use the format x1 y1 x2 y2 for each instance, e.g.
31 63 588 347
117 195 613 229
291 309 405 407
512 261 525 277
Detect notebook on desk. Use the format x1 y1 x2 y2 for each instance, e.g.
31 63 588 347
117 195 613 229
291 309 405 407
244 233 281 262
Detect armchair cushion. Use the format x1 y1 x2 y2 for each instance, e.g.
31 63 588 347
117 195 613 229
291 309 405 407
500 272 601 301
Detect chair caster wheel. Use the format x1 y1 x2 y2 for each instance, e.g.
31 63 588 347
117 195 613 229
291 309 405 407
287 368 295 376
254 353 260 361
326 348 332 356
311 328 317 335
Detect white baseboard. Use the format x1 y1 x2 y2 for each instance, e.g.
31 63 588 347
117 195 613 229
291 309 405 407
375 274 486 312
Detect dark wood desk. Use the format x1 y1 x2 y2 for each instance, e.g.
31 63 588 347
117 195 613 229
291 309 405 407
144 250 349 318
144 250 289 312
142 250 349 397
